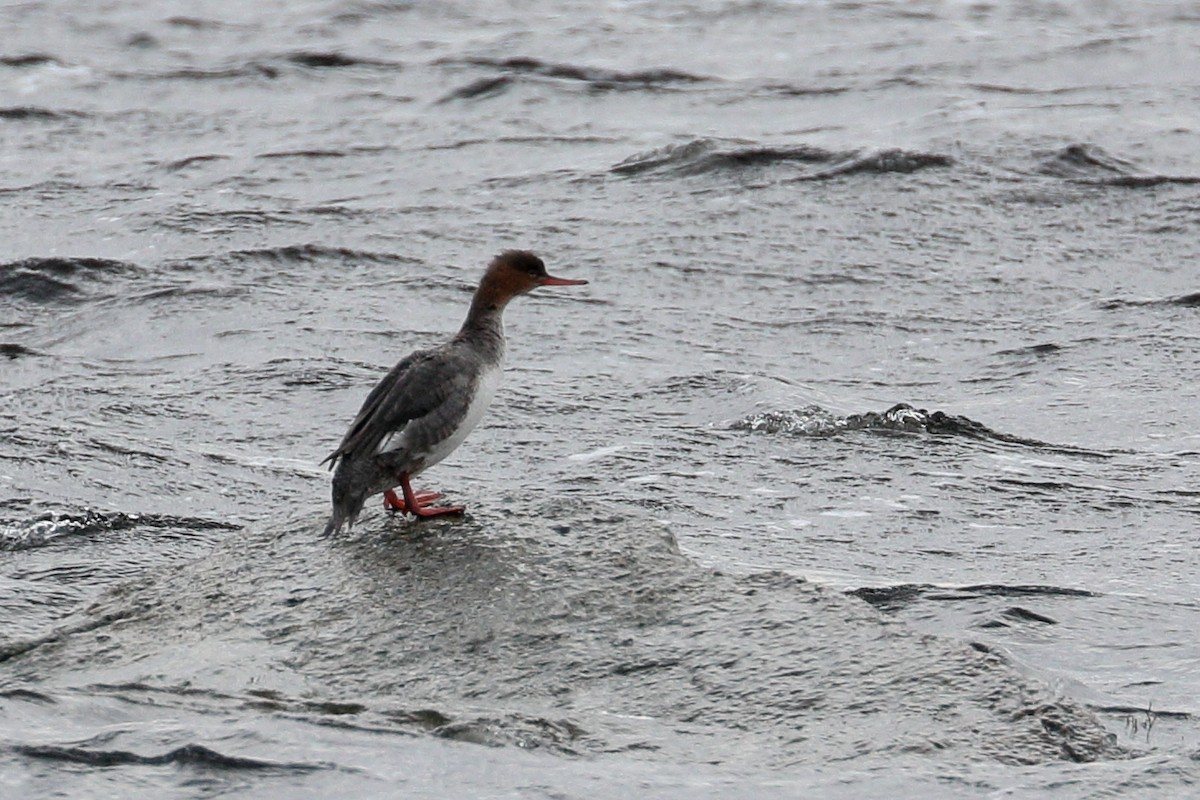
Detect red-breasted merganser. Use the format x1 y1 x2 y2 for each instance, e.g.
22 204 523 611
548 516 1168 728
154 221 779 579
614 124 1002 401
321 250 587 536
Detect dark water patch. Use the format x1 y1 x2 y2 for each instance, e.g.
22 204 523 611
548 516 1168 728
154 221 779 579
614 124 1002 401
994 342 1063 357
801 268 886 287
0 257 137 304
222 244 420 268
437 75 514 103
3 505 1122 768
991 476 1175 515
381 708 451 728
969 83 1082 95
164 15 236 30
156 204 382 234
762 82 850 97
1098 292 1200 310
632 372 754 399
216 356 367 394
15 743 325 771
0 688 55 703
612 139 836 177
286 51 400 70
0 54 57 68
125 32 158 49
259 148 351 159
1001 607 1059 625
613 141 953 180
979 609 1060 628
131 284 246 303
0 107 84 121
0 181 93 201
0 510 240 552
849 583 1099 612
940 584 1098 599
154 208 301 233
273 358 360 390
304 204 375 219
131 64 282 81
114 53 401 82
442 56 709 91
0 606 136 664
243 688 369 717
0 343 43 359
1067 33 1148 52
162 153 229 171
846 583 926 612
1090 174 1200 188
255 145 391 160
965 341 1096 388
86 434 173 466
329 1 418 24
491 134 617 147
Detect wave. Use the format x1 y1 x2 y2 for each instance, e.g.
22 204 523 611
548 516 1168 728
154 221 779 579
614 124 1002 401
1098 291 1200 310
606 139 1185 186
849 582 1099 612
731 402 1110 457
223 243 420 267
612 139 834 176
612 138 953 178
437 56 855 101
153 208 303 233
154 206 369 234
1038 143 1200 187
15 743 324 772
0 257 137 304
255 145 391 159
438 55 708 93
0 510 239 552
111 51 402 82
800 148 954 179
0 503 1121 767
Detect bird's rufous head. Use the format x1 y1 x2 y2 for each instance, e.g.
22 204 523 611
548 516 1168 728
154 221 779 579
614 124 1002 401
483 250 588 301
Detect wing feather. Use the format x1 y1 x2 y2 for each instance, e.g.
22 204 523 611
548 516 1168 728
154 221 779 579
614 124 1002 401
322 344 476 469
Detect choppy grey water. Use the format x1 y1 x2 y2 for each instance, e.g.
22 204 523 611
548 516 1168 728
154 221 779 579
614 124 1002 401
3 0 1200 796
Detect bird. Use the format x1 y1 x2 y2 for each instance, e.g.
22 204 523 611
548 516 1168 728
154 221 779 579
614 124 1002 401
321 250 587 536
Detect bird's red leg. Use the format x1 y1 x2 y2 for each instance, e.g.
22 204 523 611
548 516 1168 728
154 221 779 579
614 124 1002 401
400 473 463 518
383 489 405 511
384 487 443 513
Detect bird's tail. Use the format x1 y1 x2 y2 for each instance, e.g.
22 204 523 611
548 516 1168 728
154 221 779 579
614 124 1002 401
321 484 366 537
321 510 348 538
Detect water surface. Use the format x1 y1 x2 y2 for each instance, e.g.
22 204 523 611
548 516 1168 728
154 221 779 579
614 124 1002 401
2 0 1199 796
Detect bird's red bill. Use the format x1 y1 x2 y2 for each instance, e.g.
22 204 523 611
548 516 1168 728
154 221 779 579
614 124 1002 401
540 274 588 286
